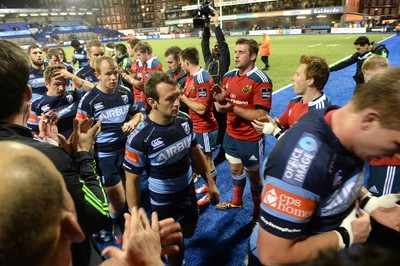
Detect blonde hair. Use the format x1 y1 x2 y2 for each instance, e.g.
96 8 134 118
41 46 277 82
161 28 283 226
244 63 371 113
362 55 389 72
353 67 400 130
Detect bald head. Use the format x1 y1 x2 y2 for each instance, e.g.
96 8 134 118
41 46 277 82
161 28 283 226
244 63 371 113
0 141 82 266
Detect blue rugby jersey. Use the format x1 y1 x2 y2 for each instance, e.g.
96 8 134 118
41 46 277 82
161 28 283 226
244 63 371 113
76 85 138 157
123 112 198 206
75 65 99 88
73 49 89 68
250 107 364 258
28 90 83 138
29 66 47 101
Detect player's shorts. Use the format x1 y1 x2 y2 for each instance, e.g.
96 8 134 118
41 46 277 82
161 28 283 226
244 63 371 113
222 133 263 168
152 184 199 228
195 129 218 153
367 164 400 196
98 152 125 187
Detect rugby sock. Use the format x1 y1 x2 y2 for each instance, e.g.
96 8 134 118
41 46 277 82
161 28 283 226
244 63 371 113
251 186 263 218
210 169 217 184
232 172 246 205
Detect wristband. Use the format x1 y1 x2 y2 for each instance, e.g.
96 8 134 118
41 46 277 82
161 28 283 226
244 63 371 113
359 193 372 209
334 227 350 249
273 128 283 139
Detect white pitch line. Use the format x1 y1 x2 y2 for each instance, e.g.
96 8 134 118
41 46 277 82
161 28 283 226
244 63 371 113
309 43 322 47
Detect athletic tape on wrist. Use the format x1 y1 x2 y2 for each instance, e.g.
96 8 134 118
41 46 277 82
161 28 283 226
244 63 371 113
334 230 346 250
363 194 399 214
335 227 350 249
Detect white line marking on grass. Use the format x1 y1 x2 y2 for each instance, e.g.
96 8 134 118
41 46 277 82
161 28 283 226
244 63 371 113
273 83 293 94
270 34 396 94
309 43 322 47
328 34 396 67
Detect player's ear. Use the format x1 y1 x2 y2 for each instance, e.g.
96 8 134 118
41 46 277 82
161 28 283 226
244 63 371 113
307 77 314 87
147 97 157 110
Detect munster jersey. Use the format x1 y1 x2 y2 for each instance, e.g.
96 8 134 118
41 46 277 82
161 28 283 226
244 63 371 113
184 68 218 133
141 56 163 82
28 90 83 138
123 112 197 206
29 66 47 101
279 93 331 129
131 59 145 103
368 157 400 196
76 85 137 157
142 56 163 111
222 67 272 142
75 65 98 88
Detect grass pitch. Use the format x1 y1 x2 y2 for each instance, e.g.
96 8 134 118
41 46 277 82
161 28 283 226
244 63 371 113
64 33 392 90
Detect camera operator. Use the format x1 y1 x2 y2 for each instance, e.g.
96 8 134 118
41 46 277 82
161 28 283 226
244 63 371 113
201 11 230 165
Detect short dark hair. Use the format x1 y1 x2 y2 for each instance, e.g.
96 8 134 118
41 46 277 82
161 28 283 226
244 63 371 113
179 47 199 66
144 71 177 102
0 40 30 120
70 39 81 49
27 44 41 55
236 38 259 60
354 36 370 46
105 42 116 49
115 43 127 55
164 46 182 61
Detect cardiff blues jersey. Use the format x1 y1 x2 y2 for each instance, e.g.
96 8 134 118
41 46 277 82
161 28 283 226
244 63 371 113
28 90 83 138
123 112 197 206
250 107 364 258
76 85 138 157
29 66 47 101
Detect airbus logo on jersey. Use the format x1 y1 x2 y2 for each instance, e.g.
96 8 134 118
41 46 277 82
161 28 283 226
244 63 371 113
151 137 165 149
262 184 316 220
94 102 105 111
100 105 130 123
41 104 51 113
156 137 191 163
